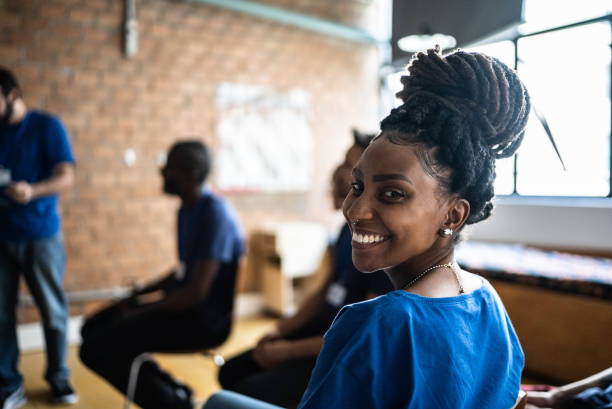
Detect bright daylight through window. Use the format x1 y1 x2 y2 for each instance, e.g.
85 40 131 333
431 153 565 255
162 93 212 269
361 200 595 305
386 0 612 197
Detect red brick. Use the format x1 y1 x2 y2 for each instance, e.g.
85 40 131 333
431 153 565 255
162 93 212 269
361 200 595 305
0 45 24 62
0 10 22 29
97 11 120 28
11 0 381 325
69 8 97 25
55 22 82 38
73 71 99 87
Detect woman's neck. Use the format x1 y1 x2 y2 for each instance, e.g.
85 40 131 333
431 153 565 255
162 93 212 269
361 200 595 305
385 247 455 290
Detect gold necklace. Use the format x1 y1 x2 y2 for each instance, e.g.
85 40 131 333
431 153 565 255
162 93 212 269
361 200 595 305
402 262 465 294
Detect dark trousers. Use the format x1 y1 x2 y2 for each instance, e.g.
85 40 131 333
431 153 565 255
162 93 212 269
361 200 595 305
0 234 69 394
218 320 326 409
80 301 230 409
218 349 316 409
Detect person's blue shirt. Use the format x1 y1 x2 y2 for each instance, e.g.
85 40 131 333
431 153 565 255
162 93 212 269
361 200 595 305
298 279 524 409
177 187 245 326
0 110 75 241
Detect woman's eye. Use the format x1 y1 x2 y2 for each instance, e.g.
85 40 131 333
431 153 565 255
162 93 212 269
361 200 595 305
350 182 363 195
381 190 405 201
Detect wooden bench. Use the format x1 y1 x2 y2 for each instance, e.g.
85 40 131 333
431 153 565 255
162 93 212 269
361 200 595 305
456 241 612 383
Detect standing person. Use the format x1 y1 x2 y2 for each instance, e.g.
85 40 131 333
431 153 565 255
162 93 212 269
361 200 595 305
0 68 77 408
297 47 531 408
80 140 245 409
218 130 393 408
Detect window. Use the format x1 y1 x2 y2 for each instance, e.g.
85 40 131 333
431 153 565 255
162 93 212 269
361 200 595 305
383 2 612 198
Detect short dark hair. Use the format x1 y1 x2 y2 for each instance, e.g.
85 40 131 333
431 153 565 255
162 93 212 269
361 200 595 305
168 140 212 185
0 67 20 97
352 129 377 149
378 48 530 234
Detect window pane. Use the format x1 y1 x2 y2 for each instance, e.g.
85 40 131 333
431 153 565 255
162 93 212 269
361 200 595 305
494 156 515 195
521 0 612 34
516 22 611 196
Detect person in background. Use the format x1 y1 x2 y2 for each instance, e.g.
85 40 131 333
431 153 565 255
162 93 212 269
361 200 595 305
525 367 612 409
79 140 244 409
0 67 77 409
297 47 530 408
218 130 393 409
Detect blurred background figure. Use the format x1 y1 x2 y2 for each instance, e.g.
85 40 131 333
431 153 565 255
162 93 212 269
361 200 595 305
0 67 77 408
217 130 392 409
79 141 244 409
525 367 612 409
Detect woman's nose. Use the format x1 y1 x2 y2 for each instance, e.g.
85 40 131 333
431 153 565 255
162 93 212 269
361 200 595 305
343 194 374 224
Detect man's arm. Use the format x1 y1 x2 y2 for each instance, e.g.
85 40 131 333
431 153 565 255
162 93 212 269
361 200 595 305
259 273 332 343
131 259 220 314
6 162 74 203
252 335 324 369
527 367 612 408
275 285 327 336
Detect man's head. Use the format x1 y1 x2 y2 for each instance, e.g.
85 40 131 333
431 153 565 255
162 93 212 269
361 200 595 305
0 67 23 127
160 140 211 197
331 130 376 210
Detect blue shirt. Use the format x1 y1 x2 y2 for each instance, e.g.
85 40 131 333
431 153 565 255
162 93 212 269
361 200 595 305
177 188 245 326
0 111 75 241
298 280 524 409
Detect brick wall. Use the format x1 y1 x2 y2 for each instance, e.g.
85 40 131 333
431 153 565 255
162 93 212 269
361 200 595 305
0 0 381 322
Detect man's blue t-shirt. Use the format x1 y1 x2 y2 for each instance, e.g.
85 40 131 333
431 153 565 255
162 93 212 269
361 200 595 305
0 111 75 241
177 188 245 326
298 280 524 409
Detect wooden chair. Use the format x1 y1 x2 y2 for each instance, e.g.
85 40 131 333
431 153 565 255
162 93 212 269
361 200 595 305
511 390 528 409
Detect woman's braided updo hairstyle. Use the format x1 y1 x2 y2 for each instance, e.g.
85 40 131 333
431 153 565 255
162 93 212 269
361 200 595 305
378 47 530 228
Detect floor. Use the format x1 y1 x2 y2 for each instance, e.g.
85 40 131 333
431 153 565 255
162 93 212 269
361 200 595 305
18 314 547 409
18 316 277 409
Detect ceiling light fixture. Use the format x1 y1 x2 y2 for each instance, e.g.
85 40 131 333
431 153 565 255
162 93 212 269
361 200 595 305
397 33 457 53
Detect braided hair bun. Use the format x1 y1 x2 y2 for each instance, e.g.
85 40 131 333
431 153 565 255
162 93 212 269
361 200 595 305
380 47 530 226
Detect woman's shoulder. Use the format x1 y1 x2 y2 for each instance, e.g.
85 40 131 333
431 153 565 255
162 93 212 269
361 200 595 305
329 292 412 333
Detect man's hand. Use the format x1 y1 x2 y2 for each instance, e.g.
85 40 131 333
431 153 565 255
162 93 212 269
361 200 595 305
252 339 293 369
256 328 283 346
5 181 34 204
526 389 566 409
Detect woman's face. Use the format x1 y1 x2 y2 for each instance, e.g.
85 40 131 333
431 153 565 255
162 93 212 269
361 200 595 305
342 136 452 273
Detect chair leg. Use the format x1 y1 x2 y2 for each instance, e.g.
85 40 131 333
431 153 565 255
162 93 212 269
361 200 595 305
124 352 153 409
202 351 225 367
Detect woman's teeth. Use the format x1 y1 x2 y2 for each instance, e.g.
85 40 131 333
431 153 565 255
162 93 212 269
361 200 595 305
352 232 385 244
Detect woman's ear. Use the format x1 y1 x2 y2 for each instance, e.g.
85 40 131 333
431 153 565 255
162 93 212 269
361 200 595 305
443 197 470 233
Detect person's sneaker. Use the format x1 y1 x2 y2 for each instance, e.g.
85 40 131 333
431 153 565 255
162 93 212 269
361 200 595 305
49 379 78 405
0 385 27 409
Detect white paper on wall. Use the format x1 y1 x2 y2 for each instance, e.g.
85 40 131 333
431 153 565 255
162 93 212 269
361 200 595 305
216 83 313 193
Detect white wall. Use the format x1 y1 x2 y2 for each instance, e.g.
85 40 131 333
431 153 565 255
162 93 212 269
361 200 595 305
467 196 612 252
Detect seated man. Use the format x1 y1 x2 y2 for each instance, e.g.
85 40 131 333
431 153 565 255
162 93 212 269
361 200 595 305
218 130 393 409
80 140 244 409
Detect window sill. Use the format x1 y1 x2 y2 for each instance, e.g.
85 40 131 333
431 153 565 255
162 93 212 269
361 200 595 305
495 194 612 209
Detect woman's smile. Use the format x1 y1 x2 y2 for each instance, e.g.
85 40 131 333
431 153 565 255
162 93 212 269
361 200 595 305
350 229 390 249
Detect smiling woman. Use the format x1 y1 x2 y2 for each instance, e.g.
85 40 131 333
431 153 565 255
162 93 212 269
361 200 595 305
294 47 531 409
